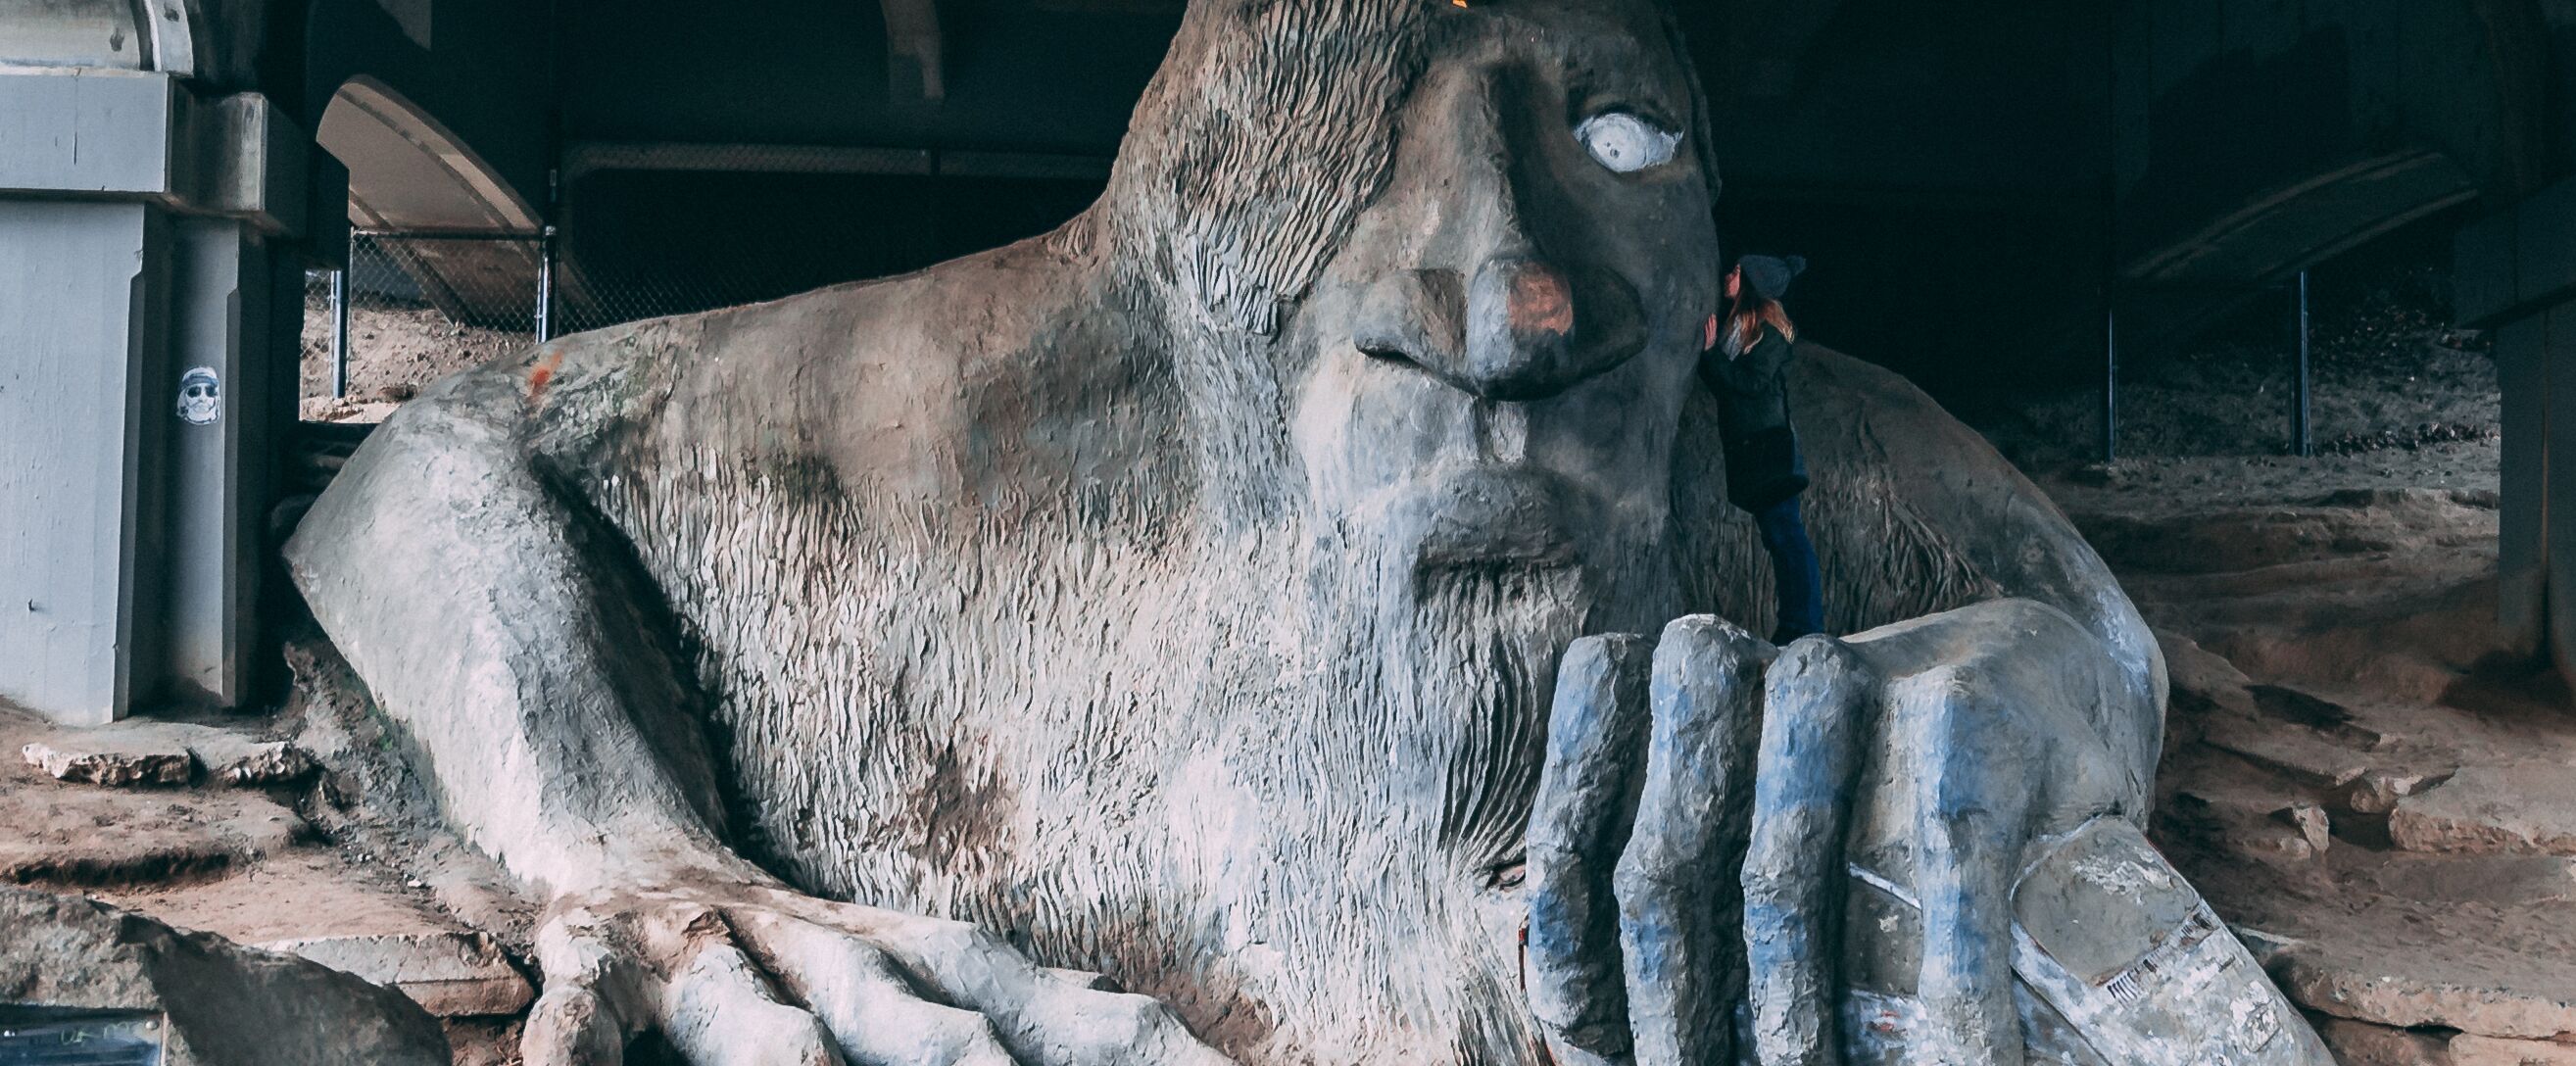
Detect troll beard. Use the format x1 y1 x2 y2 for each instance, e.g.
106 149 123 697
1188 514 1684 1063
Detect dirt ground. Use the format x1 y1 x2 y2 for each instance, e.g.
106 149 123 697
298 291 528 423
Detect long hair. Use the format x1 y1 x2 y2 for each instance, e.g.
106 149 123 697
1723 290 1797 356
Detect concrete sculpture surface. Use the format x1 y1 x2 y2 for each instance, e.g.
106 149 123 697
285 0 2331 1062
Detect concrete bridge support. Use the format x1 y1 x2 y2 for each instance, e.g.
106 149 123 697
2459 176 2576 682
0 66 322 724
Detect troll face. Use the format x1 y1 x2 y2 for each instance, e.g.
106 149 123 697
1287 0 1720 608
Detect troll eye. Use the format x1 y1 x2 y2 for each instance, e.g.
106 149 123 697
1576 112 1680 174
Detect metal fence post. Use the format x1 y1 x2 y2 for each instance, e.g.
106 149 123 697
537 224 556 343
2294 269 2312 457
2098 6 2117 466
330 235 351 400
2102 305 2118 462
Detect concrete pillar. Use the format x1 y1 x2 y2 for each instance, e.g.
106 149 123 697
164 218 283 707
2494 313 2549 658
2458 175 2576 682
2549 304 2576 684
0 202 174 722
0 69 314 724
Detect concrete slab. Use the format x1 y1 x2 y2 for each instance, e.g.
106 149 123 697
2365 854 2576 907
2392 764 2576 856
21 735 192 786
2453 1034 2576 1065
0 701 532 1039
262 931 532 1018
2169 773 2331 864
2197 710 2373 788
18 717 316 787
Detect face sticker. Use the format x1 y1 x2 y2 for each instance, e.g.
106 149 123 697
1575 112 1681 173
176 366 220 426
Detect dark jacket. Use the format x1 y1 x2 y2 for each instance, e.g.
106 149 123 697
1698 323 1809 510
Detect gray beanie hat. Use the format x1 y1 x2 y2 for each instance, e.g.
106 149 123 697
1737 255 1808 302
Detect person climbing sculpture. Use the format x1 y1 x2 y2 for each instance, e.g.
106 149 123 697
284 0 2331 1062
1701 254 1823 643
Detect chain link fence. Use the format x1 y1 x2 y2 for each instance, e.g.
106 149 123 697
301 223 788 421
303 231 545 420
301 148 1116 422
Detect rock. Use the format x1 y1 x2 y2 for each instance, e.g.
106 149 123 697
2277 800 2332 852
198 738 316 786
2280 950 2576 1040
18 721 316 790
2452 1034 2576 1065
21 737 191 787
2393 765 2576 856
2316 1017 2453 1066
261 931 533 1017
0 887 449 1065
2350 768 2448 815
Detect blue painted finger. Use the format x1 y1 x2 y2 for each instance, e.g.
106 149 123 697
1526 633 1655 1063
1616 616 1771 1066
1742 636 1877 1066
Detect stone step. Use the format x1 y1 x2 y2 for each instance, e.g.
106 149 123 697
2393 765 2576 856
261 931 533 1018
2320 1017 2576 1066
0 776 306 884
2280 944 2576 1041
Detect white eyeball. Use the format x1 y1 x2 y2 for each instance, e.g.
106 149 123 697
1576 112 1680 173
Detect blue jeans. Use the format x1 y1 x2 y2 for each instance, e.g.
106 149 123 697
1755 496 1823 643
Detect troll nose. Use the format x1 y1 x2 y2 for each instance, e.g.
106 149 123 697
1466 258 1581 402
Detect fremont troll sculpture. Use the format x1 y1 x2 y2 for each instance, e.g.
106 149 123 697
286 0 2330 1063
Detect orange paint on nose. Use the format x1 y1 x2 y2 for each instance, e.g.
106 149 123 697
1507 266 1575 336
